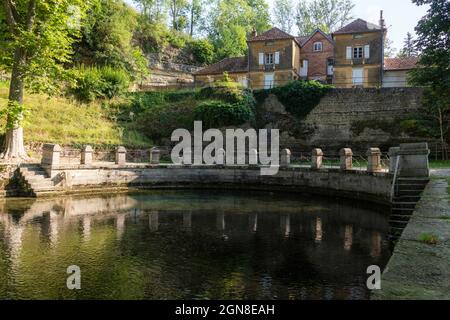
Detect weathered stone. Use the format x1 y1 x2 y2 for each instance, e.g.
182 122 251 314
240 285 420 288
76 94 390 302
340 148 353 170
150 147 160 165
280 149 291 167
398 142 430 177
311 148 323 169
81 145 93 165
41 144 62 167
216 148 225 165
388 147 400 173
367 147 382 173
115 146 126 165
249 149 258 165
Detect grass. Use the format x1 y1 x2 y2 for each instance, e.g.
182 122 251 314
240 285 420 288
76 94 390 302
418 233 440 245
429 160 450 169
0 82 152 148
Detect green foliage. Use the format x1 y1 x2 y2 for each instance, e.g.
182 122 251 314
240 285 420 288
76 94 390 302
187 39 214 65
68 66 130 103
193 100 254 129
255 80 331 119
418 233 440 245
350 119 401 136
295 0 354 35
0 101 29 129
399 119 434 137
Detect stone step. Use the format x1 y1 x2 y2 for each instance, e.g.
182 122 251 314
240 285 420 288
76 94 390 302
389 220 409 228
393 195 421 202
390 214 412 222
397 177 429 182
28 182 55 189
396 190 424 196
391 202 417 209
397 184 427 191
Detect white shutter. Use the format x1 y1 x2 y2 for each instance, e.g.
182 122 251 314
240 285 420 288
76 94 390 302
274 51 280 64
258 53 264 65
364 45 370 58
346 46 352 60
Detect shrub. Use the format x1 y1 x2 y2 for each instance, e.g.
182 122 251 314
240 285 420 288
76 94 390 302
68 66 130 103
193 100 254 129
254 80 331 119
188 39 214 65
418 233 440 245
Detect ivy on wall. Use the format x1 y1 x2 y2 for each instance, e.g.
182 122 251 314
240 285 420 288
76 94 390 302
254 80 331 119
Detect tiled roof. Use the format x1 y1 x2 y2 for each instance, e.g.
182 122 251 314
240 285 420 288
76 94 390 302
384 57 418 71
333 19 383 34
248 27 295 41
194 56 248 75
297 29 334 47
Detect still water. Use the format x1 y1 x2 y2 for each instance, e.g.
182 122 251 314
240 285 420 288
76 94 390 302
0 190 391 300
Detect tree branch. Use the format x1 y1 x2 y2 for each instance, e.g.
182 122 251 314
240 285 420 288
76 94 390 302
26 0 36 31
3 0 18 32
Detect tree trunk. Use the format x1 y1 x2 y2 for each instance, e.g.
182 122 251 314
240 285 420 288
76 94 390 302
1 48 28 160
437 107 448 160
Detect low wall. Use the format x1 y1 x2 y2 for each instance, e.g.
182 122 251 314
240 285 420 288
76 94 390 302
43 164 393 205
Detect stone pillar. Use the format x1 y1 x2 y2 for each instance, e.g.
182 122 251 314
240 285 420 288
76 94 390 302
367 147 382 173
280 149 291 167
340 148 353 170
216 148 225 165
398 142 430 177
311 148 323 169
41 144 62 167
388 147 400 173
81 145 93 165
115 146 126 165
249 149 258 165
150 147 160 164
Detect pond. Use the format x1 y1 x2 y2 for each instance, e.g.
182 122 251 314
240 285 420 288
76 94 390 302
0 190 392 300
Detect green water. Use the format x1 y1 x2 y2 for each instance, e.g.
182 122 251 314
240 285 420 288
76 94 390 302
0 190 391 300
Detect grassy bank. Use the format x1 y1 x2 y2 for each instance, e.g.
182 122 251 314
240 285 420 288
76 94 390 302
0 82 152 148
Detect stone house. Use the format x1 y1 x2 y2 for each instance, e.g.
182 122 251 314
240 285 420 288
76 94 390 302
383 57 418 87
332 13 386 88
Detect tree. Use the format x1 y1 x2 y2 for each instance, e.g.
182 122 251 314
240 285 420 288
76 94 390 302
398 32 419 58
207 0 270 60
384 37 397 58
188 0 202 36
295 0 354 35
272 0 295 34
168 0 189 31
0 0 87 159
134 0 167 23
409 0 450 159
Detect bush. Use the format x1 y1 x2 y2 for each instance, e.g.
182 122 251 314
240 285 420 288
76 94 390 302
193 100 254 129
254 80 331 119
188 39 214 65
68 66 130 103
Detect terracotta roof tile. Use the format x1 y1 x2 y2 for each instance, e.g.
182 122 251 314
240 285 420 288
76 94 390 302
334 19 382 35
194 56 248 75
384 57 418 71
248 27 295 41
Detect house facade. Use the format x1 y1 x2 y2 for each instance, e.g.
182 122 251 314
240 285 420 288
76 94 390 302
194 11 414 89
383 57 418 87
332 14 386 88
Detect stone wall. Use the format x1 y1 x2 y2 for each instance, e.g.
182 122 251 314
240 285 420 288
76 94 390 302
43 165 393 205
257 87 425 153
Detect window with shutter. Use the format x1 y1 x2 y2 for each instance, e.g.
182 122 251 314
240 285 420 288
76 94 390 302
346 47 352 60
258 53 264 65
364 45 370 58
274 52 280 64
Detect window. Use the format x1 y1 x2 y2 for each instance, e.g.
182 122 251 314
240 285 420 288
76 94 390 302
353 46 363 59
313 42 323 52
265 53 274 65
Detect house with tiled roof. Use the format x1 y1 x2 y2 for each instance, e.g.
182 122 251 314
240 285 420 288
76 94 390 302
331 12 387 88
193 56 249 87
383 57 418 87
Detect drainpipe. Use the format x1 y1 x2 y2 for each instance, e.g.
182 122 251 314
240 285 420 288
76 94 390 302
379 10 385 88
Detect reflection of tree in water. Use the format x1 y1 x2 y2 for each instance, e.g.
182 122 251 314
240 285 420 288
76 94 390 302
0 190 391 299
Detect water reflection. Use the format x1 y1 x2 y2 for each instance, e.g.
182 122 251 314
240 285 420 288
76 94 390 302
0 190 391 300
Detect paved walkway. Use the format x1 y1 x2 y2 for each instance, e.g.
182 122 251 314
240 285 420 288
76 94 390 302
373 169 450 299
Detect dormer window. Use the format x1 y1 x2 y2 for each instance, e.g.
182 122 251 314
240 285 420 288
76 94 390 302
313 42 323 52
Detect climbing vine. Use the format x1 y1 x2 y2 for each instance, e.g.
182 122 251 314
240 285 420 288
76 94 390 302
0 101 29 129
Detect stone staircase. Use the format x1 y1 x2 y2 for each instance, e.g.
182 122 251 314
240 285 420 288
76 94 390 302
18 164 57 197
389 177 429 237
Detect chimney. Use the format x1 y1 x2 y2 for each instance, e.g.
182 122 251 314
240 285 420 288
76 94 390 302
379 10 385 29
251 28 257 38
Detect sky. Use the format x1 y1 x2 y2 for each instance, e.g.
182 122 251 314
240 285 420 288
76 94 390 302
125 0 429 54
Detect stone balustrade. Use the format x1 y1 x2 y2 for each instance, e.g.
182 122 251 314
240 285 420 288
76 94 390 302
38 143 429 178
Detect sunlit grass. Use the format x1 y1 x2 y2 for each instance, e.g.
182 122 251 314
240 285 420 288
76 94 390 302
429 160 450 169
0 83 152 148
